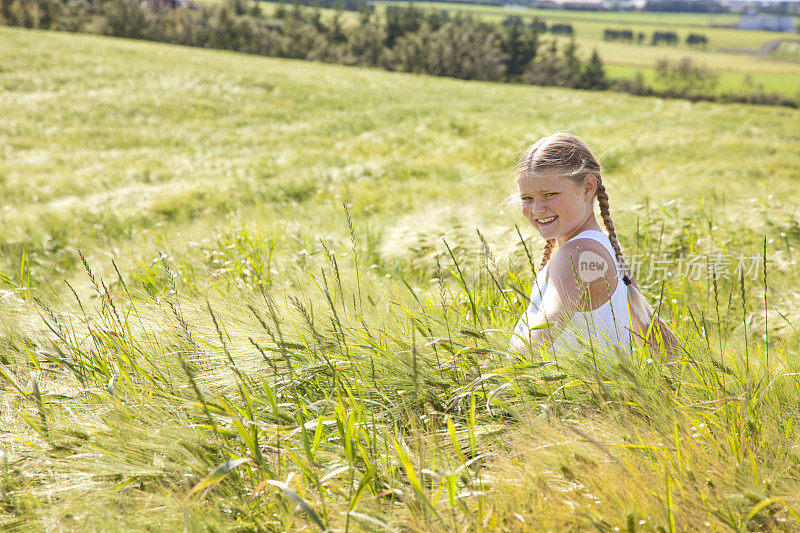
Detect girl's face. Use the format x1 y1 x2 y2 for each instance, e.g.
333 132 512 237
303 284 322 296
517 171 595 241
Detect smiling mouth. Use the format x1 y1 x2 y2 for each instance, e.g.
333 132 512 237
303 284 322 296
536 215 557 226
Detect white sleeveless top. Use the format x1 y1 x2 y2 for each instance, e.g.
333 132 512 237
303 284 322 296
511 229 633 359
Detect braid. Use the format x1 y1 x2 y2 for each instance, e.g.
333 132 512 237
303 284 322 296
539 239 555 271
594 177 677 355
595 177 631 281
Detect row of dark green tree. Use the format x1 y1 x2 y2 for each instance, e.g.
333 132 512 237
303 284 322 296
604 28 707 48
642 0 728 13
0 0 607 88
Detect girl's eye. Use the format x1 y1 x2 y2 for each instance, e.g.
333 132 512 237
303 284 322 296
545 192 558 198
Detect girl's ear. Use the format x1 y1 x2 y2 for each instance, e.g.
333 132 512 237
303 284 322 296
584 173 598 201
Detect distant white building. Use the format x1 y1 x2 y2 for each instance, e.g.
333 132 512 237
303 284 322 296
738 10 797 33
617 0 647 9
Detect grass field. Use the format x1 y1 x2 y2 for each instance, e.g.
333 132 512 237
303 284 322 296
373 1 799 50
377 3 745 28
2 25 800 531
371 1 800 96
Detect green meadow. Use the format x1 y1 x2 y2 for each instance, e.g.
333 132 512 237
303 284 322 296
2 24 800 531
372 1 800 97
375 2 745 28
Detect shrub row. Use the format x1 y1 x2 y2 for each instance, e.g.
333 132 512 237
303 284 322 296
603 29 707 47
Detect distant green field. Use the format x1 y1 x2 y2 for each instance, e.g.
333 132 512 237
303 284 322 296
606 63 800 96
374 1 799 38
2 25 800 531
374 1 800 96
375 1 744 27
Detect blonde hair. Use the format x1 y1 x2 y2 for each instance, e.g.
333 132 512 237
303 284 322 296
515 132 630 276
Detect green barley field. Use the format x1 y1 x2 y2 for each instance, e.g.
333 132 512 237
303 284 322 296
2 24 800 531
372 1 800 97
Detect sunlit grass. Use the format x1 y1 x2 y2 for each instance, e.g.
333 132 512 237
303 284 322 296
1 25 800 530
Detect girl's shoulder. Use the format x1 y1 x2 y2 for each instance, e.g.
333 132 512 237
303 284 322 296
545 236 620 306
549 235 615 277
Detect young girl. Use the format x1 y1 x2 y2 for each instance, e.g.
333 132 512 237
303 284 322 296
509 132 681 361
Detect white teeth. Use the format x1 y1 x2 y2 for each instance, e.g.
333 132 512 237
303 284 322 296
537 216 557 223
